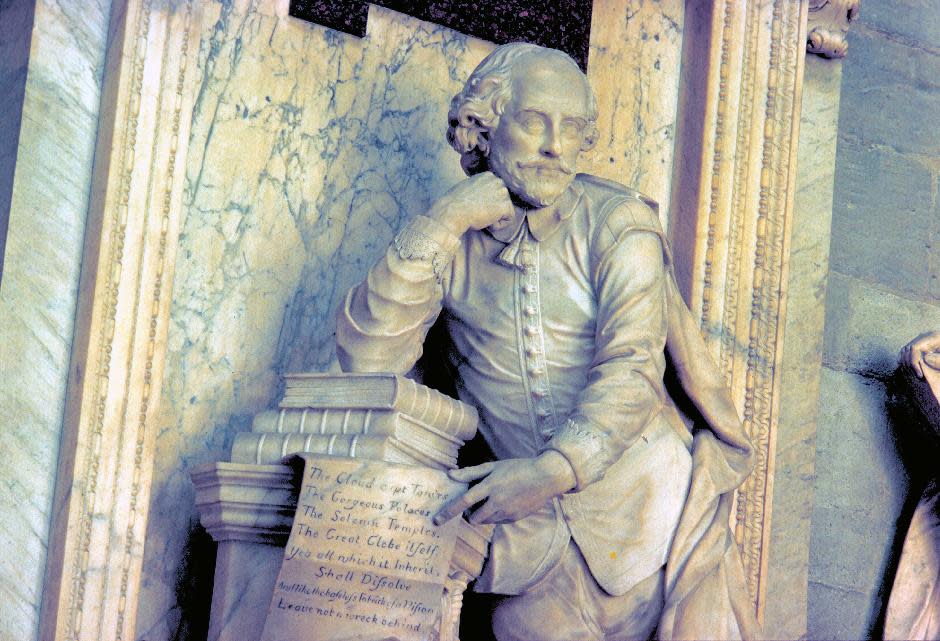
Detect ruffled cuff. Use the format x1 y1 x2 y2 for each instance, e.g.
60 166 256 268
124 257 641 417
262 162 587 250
543 416 608 491
393 215 461 282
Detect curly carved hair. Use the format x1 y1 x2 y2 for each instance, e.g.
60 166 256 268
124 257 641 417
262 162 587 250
446 42 599 176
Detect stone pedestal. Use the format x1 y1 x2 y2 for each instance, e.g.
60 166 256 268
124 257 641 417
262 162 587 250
193 373 488 640
193 462 488 641
192 463 294 641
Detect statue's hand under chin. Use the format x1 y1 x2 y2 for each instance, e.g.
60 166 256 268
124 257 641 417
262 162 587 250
429 171 516 236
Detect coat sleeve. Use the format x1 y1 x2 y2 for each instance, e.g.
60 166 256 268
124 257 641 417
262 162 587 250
336 215 459 374
542 198 670 491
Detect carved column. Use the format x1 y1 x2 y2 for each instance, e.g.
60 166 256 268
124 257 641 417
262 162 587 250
670 0 857 632
39 1 203 639
192 463 295 641
669 0 809 622
764 6 855 634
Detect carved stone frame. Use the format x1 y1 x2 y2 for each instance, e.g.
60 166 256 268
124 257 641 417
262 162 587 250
39 1 203 639
670 0 810 622
37 0 822 637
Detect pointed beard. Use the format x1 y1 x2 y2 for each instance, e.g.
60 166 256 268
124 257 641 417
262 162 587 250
489 153 574 208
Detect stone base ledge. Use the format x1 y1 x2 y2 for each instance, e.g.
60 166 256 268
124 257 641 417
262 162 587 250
191 462 297 544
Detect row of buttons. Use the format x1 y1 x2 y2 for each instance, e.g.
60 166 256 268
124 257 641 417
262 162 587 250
516 235 555 441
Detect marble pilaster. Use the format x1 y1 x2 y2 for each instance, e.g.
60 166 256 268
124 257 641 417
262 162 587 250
762 53 843 640
667 0 810 620
39 1 204 639
0 1 112 639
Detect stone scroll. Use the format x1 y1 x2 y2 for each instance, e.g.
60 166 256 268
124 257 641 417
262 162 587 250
260 455 465 641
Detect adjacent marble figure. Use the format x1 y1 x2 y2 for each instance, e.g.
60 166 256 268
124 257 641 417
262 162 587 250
886 332 940 640
336 43 758 640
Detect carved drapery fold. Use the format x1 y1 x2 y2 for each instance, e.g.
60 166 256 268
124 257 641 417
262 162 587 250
669 0 809 621
39 1 202 639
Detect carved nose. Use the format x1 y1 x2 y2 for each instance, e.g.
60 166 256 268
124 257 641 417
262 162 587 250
541 125 562 158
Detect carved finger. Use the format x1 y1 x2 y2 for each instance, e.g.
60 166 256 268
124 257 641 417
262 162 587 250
469 500 502 525
914 350 926 378
924 351 940 372
900 343 921 377
433 483 490 526
901 345 917 375
448 462 496 482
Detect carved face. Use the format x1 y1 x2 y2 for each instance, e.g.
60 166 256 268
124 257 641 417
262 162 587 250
487 56 592 208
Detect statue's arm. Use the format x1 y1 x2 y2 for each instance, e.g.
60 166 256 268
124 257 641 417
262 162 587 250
336 173 513 374
664 275 753 454
542 201 669 491
335 215 459 374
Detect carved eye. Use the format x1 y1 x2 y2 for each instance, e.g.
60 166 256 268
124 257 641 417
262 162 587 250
562 119 585 139
520 113 545 132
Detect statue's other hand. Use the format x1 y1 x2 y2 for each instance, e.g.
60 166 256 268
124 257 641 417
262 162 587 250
900 331 940 378
432 452 575 526
429 171 515 236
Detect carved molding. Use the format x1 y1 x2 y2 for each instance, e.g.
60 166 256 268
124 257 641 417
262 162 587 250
807 0 859 58
192 463 298 544
669 0 809 622
38 1 202 639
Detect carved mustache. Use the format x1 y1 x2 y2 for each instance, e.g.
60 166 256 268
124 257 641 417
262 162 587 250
516 160 574 175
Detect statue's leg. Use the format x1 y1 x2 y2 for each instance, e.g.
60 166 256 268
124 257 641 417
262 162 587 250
491 544 663 641
491 544 602 641
597 568 664 641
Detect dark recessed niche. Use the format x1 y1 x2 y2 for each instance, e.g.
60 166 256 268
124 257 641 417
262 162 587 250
288 0 593 71
289 0 370 38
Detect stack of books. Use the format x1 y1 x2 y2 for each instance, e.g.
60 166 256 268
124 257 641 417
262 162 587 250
233 372 491 639
233 373 479 471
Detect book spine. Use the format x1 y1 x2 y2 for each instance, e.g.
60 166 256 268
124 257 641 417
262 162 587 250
394 377 478 440
252 408 470 447
278 383 479 441
252 408 381 435
232 432 415 466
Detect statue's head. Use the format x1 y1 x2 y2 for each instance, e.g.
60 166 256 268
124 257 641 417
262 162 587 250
447 42 598 208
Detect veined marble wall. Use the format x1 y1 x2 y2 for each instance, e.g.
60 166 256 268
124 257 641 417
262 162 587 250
0 0 112 639
584 0 683 219
136 1 684 637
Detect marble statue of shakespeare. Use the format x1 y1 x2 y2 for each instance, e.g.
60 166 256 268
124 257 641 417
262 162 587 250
336 43 758 641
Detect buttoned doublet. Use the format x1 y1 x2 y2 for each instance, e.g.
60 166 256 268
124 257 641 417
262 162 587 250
337 174 693 597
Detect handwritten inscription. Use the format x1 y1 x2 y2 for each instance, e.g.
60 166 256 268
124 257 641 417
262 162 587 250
261 455 464 641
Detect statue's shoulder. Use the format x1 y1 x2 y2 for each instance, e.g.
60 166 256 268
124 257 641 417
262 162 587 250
575 173 661 234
